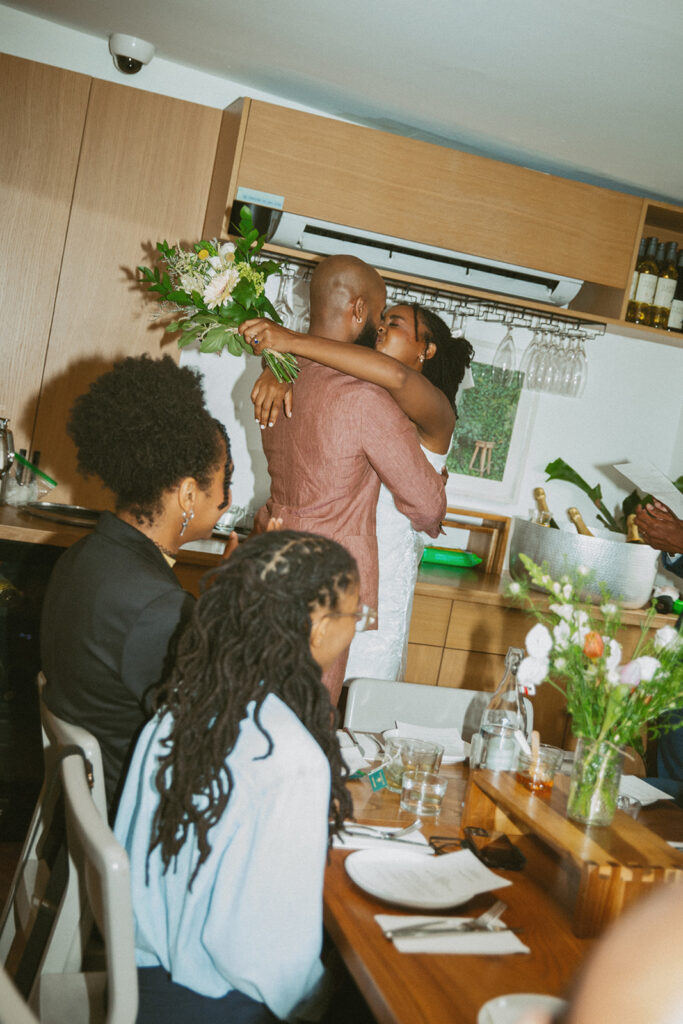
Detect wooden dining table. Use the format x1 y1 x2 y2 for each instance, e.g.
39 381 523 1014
323 762 683 1024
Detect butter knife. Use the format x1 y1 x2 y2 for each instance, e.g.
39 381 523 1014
384 922 514 939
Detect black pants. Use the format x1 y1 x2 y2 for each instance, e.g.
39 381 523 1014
136 967 278 1024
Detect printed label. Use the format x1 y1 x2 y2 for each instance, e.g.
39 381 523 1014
368 767 388 791
634 274 657 304
653 277 677 308
236 186 284 210
668 299 683 331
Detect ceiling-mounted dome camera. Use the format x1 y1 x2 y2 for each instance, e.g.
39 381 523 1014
108 33 155 75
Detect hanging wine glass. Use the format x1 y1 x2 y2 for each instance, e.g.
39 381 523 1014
519 330 542 389
492 325 517 385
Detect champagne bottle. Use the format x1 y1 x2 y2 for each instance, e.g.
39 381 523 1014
632 236 659 326
667 251 683 332
567 507 594 536
626 513 645 543
626 238 646 322
652 241 678 329
532 487 559 529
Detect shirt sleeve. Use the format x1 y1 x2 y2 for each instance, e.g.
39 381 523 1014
121 587 195 705
663 552 683 579
200 760 329 1021
359 388 447 537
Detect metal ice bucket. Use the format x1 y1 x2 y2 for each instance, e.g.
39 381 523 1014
508 517 659 608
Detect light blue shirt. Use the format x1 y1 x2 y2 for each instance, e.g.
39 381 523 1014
114 693 331 1021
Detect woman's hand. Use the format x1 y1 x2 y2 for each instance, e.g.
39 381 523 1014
240 317 298 354
251 368 293 428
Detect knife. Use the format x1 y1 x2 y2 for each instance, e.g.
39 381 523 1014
384 922 515 939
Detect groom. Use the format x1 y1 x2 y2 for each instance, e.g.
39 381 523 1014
249 255 446 702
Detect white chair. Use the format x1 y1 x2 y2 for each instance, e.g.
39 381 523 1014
36 750 137 1024
0 962 40 1024
0 674 107 1002
343 678 532 740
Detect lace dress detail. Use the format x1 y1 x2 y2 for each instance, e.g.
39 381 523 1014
344 446 445 682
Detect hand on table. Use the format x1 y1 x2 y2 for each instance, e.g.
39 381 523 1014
635 498 683 554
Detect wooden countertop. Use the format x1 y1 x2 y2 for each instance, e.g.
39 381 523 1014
0 504 225 568
415 563 670 628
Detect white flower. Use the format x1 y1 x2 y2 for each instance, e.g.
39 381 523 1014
654 626 682 652
600 602 618 618
508 581 522 596
552 582 562 596
562 583 573 600
619 661 641 687
218 241 236 261
180 271 206 294
577 564 590 577
633 656 661 683
526 622 553 659
553 620 571 650
203 266 240 309
607 668 622 687
604 638 623 671
541 574 552 586
550 603 573 622
554 656 567 671
517 656 549 693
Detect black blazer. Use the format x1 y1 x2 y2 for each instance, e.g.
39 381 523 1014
41 512 195 811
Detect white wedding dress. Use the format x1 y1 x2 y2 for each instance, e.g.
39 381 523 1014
344 445 446 682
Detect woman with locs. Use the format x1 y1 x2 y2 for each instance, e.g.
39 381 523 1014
239 305 474 680
115 530 360 1022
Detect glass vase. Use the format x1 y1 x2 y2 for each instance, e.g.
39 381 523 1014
566 738 624 826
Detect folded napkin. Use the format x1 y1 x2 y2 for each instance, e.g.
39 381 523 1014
390 722 467 763
619 775 673 805
333 826 433 853
337 730 370 774
375 914 530 955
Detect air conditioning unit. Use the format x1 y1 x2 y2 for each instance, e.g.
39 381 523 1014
266 211 583 307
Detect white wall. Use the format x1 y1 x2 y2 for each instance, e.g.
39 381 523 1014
4 3 682 573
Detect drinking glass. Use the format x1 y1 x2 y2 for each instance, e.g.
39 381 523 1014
491 326 517 385
400 771 449 816
383 737 444 793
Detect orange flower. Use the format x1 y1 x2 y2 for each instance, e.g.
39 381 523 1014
583 631 604 659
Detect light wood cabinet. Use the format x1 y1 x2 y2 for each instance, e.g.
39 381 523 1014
0 56 223 507
202 97 681 340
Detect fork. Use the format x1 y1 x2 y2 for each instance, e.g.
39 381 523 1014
383 899 508 939
343 820 422 841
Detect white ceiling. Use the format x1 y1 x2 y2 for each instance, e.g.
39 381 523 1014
7 0 683 203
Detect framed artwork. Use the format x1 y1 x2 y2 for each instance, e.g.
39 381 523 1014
446 359 538 505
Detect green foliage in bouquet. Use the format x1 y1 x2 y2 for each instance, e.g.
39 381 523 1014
138 205 298 382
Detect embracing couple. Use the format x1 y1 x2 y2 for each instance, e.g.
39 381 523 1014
240 255 474 702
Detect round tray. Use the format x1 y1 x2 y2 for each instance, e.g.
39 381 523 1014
21 502 102 528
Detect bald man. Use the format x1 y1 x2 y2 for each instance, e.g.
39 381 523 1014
251 255 446 702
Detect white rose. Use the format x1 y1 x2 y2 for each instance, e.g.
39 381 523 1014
526 623 553 659
517 656 549 694
604 638 622 671
634 656 661 683
654 626 682 652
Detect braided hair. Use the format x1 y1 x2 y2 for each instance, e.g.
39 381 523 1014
414 305 474 415
149 530 356 884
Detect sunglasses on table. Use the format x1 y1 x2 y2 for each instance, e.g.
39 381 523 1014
429 827 526 871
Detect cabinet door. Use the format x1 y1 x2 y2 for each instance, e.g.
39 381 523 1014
0 55 90 454
31 81 222 507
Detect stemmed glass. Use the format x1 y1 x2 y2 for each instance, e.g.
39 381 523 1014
492 326 517 384
519 330 542 389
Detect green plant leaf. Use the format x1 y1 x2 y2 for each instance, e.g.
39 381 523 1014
545 458 620 532
226 334 244 357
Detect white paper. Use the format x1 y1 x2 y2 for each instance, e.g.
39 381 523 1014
612 461 683 519
333 826 433 854
618 775 673 805
375 913 529 955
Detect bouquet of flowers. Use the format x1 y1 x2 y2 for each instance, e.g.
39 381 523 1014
509 554 683 824
138 205 299 382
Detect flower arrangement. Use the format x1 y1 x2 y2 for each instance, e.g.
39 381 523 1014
138 205 299 382
509 554 683 823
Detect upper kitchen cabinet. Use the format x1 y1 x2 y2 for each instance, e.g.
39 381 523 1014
205 98 645 323
31 77 222 508
0 54 91 454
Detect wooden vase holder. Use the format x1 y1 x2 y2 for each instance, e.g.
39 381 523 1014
463 769 683 937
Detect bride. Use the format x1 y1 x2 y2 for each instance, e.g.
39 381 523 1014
240 303 473 681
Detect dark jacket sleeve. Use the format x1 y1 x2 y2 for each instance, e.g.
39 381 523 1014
121 587 195 708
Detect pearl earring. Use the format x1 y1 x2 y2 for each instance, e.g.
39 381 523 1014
180 509 195 536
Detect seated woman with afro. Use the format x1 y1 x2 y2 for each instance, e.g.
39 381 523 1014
40 354 232 813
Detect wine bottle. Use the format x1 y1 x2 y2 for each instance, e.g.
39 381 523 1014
626 238 646 322
632 236 659 326
532 487 559 529
667 251 683 332
567 507 594 536
652 241 678 329
626 513 645 543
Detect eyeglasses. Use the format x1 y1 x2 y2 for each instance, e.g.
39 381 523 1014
323 603 378 633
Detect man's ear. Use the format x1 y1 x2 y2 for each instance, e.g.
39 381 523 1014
352 296 365 325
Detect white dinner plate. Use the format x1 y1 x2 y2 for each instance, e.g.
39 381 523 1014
383 727 468 764
477 993 567 1024
344 846 510 910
